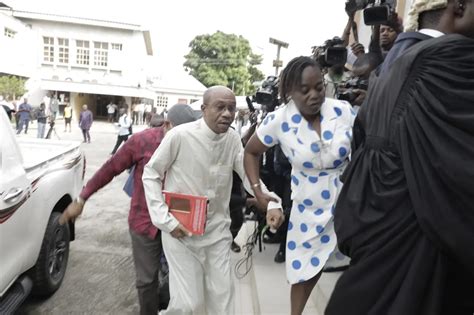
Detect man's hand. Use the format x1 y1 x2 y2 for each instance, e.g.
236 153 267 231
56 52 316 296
59 200 84 225
266 208 284 230
351 42 365 57
170 224 192 239
352 89 367 106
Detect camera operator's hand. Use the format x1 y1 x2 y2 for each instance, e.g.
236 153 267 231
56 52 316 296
266 208 284 230
352 89 367 106
350 42 365 57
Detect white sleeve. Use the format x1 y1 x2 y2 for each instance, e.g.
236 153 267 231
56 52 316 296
142 130 181 233
232 135 282 211
256 112 280 148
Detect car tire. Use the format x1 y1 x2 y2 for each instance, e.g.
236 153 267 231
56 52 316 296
29 211 70 297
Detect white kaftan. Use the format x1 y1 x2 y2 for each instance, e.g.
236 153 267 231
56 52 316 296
143 119 280 315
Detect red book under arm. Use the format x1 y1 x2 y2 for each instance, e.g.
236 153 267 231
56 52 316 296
163 191 208 235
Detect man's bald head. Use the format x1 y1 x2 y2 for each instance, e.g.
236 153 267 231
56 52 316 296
203 86 235 106
201 86 236 134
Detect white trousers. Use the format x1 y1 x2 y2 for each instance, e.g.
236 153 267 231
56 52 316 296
160 232 234 315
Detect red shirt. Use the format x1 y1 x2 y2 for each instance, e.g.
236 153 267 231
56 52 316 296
81 127 165 239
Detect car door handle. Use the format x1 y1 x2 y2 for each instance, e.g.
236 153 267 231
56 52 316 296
3 188 23 202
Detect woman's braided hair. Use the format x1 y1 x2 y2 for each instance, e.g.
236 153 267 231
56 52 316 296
279 56 321 104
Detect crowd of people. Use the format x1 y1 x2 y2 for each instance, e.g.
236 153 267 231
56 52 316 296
41 0 474 314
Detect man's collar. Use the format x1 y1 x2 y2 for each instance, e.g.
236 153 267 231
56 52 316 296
418 29 445 38
200 119 225 140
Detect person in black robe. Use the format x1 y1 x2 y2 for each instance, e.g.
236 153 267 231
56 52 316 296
325 33 474 315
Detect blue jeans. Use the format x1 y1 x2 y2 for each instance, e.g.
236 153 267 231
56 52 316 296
37 122 46 138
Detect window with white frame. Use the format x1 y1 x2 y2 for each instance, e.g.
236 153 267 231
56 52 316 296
4 28 16 38
93 41 108 67
156 96 169 108
76 40 90 65
43 37 54 63
111 43 122 51
58 38 69 64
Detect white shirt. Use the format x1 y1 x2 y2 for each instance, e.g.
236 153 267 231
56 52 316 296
117 114 131 136
418 28 445 38
143 119 281 234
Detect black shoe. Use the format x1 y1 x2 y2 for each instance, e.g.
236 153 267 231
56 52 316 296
274 250 285 263
263 231 283 244
231 241 241 253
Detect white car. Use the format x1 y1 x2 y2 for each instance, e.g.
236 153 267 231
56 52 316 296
0 109 84 313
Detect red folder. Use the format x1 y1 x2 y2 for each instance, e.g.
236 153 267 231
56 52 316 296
163 191 208 235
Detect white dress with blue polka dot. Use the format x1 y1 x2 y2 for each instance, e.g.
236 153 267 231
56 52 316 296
256 98 355 284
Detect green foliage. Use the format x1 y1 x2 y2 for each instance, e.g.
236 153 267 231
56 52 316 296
0 75 26 100
184 31 264 95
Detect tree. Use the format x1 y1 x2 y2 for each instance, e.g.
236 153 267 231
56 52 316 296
0 75 26 100
184 31 264 95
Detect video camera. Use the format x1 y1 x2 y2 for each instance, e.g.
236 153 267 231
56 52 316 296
345 0 396 25
254 75 280 112
336 77 369 103
312 37 348 69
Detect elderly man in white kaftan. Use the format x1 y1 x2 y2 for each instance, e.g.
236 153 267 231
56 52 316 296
143 86 283 315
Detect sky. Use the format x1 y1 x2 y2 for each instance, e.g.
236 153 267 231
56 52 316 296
6 0 349 76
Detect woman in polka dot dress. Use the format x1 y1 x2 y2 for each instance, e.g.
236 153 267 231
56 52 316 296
244 56 355 315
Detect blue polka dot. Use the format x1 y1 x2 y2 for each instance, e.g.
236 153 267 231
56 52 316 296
323 131 333 140
321 235 330 243
334 107 342 116
308 122 314 130
303 162 314 169
263 114 275 125
292 260 302 270
281 122 290 132
339 147 348 157
334 178 339 188
300 223 308 232
311 257 320 266
350 108 357 116
264 135 273 145
292 114 302 124
303 242 312 249
288 221 293 230
288 241 296 250
292 175 299 186
316 225 324 234
345 131 352 140
320 115 324 122
314 209 324 216
319 171 328 176
303 199 313 206
298 279 305 283
298 204 305 213
321 190 331 200
308 176 318 183
311 143 320 153
333 160 343 168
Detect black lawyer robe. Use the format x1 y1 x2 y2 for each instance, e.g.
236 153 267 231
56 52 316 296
326 34 474 315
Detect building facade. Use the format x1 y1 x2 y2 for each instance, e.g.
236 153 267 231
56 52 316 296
0 3 206 120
